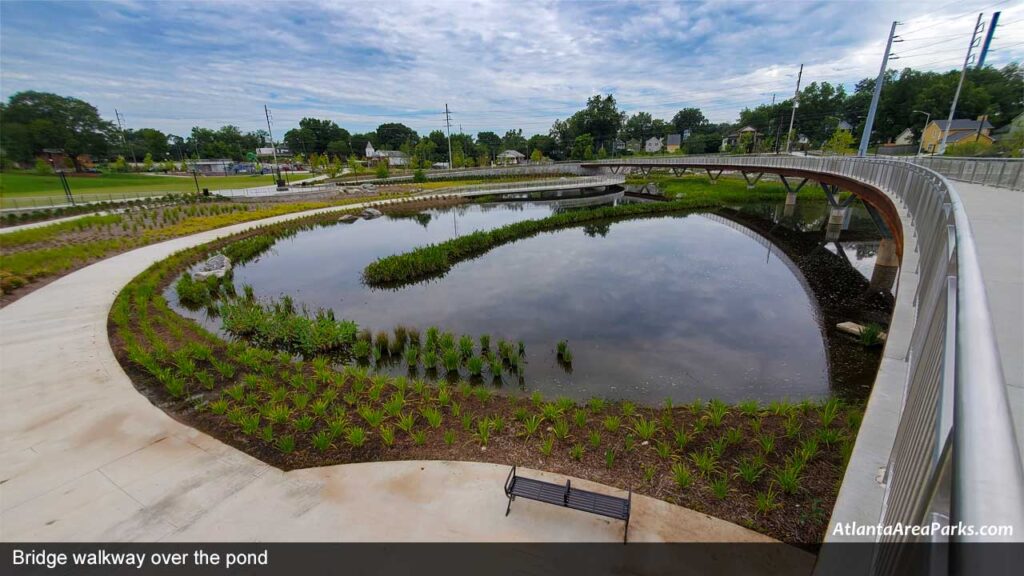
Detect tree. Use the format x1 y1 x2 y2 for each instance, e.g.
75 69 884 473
550 94 625 157
0 91 114 169
476 131 502 159
160 160 175 172
283 118 350 156
530 149 543 162
527 134 556 158
823 128 854 155
671 108 708 135
143 152 154 171
375 160 390 179
33 158 52 175
133 128 169 160
375 123 418 150
571 134 594 160
623 112 654 141
350 133 376 158
112 155 128 172
500 129 527 154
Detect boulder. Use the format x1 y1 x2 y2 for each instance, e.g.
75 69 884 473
338 214 359 223
361 207 383 219
193 254 231 280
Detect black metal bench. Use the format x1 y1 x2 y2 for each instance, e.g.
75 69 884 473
503 466 632 543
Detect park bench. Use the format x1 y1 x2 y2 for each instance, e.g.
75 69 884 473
503 466 632 543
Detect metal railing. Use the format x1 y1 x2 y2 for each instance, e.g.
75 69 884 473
586 155 1024 562
906 156 1023 190
441 175 624 196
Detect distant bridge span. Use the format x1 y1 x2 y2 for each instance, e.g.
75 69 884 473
581 156 907 256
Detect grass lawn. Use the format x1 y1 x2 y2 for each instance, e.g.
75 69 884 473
0 172 283 207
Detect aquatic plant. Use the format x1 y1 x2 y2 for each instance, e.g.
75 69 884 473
362 199 724 286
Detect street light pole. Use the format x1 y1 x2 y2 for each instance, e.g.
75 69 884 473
912 110 931 156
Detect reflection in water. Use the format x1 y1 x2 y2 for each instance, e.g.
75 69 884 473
171 196 890 405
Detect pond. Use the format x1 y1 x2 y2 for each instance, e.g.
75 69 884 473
172 189 889 405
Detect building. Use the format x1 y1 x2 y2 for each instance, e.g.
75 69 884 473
837 120 853 131
613 138 626 152
368 149 409 167
255 147 290 159
189 159 233 176
496 149 526 165
626 139 641 153
920 117 994 154
721 126 759 150
666 134 682 152
893 127 915 146
644 137 664 153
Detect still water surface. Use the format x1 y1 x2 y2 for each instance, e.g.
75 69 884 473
175 192 885 404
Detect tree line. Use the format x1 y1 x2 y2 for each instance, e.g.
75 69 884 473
1 63 1019 171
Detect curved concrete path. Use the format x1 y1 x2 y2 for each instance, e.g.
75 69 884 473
0 197 811 567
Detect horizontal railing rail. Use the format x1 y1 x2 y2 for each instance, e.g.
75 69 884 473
904 156 1023 190
442 175 625 196
584 155 1024 570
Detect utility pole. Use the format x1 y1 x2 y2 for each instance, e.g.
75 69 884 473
938 13 984 155
444 103 454 170
858 21 900 157
976 12 1000 69
785 64 803 153
264 105 283 186
114 109 138 166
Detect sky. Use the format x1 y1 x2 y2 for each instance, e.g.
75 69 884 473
1 0 1021 138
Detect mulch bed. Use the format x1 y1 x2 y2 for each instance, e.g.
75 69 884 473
106 197 862 549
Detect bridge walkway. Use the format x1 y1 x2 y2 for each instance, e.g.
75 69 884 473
955 181 1024 447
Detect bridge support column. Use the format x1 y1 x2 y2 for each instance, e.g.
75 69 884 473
784 191 798 217
741 172 764 189
870 238 900 292
705 169 723 184
825 207 848 242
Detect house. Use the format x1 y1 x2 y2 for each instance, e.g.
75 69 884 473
666 134 682 152
626 139 641 153
920 117 994 154
837 120 853 131
496 149 526 165
644 137 664 153
613 138 626 152
893 127 915 146
365 142 376 158
721 126 759 150
370 150 409 167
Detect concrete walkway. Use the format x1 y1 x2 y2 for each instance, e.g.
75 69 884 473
955 182 1024 447
0 197 810 568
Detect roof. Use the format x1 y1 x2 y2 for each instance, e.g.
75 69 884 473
497 149 525 158
933 119 993 131
376 150 407 158
667 134 682 146
645 136 662 143
192 159 233 164
837 120 853 130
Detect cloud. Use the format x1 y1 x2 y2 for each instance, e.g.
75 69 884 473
0 0 1020 137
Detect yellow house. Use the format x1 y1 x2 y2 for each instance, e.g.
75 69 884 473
920 117 994 153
